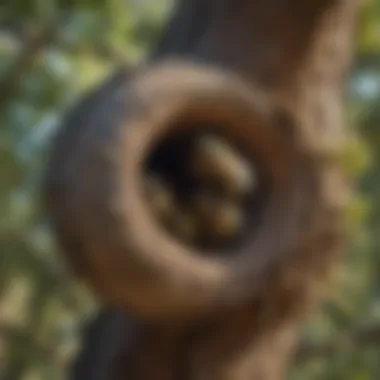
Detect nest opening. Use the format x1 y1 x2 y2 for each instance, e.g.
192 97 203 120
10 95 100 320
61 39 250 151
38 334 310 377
142 122 270 254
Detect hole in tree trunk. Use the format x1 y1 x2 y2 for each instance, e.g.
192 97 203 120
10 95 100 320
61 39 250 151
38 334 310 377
142 123 270 254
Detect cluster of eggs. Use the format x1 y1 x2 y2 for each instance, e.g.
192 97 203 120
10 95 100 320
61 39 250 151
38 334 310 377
143 134 257 248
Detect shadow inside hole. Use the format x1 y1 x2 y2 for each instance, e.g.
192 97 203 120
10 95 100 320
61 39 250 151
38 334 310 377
142 123 271 254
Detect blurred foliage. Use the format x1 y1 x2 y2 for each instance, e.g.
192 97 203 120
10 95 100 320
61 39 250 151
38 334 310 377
0 0 379 379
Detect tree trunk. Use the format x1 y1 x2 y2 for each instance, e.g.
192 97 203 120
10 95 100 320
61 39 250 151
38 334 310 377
44 1 360 380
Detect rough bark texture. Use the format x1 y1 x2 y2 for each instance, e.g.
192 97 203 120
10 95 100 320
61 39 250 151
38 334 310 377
43 1 359 380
